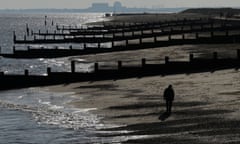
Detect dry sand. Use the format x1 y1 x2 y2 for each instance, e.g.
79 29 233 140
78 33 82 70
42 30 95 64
49 44 240 143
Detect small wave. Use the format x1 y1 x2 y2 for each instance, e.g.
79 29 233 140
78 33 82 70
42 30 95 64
0 100 102 130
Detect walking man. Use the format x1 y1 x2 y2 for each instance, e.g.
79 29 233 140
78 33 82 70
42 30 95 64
163 85 175 114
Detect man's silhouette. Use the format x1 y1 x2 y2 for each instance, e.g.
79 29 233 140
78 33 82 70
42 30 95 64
163 85 175 114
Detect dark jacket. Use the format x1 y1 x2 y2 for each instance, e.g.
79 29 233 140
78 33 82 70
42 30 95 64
164 87 175 101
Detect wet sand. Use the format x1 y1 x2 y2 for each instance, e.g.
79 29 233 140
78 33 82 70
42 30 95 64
49 44 240 143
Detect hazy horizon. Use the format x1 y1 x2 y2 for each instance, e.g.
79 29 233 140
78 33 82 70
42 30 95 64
0 0 239 9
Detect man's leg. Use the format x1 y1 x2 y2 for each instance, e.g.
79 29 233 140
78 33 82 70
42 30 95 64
169 101 172 114
166 100 168 113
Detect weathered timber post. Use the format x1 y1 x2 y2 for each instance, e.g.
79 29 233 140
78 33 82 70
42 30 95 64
226 30 229 37
98 42 101 48
142 58 146 67
213 52 218 60
47 67 51 75
69 45 72 50
211 31 214 38
84 43 87 49
26 24 29 36
195 32 199 39
165 56 169 64
27 46 30 51
44 15 47 26
126 40 128 46
182 34 185 40
94 63 99 72
154 36 157 43
189 53 194 62
13 31 16 42
118 61 122 70
71 61 76 73
168 35 171 41
13 45 16 53
24 35 26 41
24 69 29 76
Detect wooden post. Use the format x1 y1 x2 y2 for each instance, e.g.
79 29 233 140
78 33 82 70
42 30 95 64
13 45 16 53
213 52 218 60
154 36 157 43
69 45 72 50
226 30 229 37
24 35 26 41
24 69 29 76
182 34 185 40
139 38 142 44
142 58 146 67
84 43 87 49
94 63 99 72
126 40 129 46
112 41 114 48
98 42 101 48
13 31 16 42
26 24 29 36
44 15 47 26
237 49 240 59
195 32 199 39
118 61 122 70
189 54 194 62
168 35 171 41
165 56 169 64
47 67 51 75
27 46 30 51
211 31 214 38
71 61 75 73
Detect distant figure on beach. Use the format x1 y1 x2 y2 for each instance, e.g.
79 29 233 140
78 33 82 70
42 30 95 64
163 85 175 114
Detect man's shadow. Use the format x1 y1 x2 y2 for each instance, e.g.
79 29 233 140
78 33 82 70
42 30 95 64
158 112 171 121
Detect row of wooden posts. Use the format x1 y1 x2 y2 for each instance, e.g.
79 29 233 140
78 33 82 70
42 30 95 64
4 50 239 77
16 18 217 43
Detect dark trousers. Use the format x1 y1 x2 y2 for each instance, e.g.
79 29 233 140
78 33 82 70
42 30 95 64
166 100 173 114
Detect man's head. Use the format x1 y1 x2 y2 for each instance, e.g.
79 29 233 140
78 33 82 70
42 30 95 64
168 85 172 89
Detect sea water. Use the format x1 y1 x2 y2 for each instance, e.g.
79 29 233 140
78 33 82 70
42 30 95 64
0 13 120 144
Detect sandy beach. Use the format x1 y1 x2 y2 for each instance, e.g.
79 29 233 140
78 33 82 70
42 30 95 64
49 43 240 143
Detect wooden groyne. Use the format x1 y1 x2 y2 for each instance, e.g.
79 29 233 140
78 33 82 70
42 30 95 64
4 33 240 58
6 18 240 58
0 51 240 91
56 18 207 31
15 19 231 44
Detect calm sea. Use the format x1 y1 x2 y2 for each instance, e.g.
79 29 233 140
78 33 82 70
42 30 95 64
0 13 120 144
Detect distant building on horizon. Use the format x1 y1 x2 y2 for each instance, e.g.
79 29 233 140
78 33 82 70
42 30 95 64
0 1 186 13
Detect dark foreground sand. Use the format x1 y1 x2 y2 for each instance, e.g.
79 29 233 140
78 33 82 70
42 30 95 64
49 44 240 143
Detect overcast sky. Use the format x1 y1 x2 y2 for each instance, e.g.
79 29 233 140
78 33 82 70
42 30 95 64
0 0 239 9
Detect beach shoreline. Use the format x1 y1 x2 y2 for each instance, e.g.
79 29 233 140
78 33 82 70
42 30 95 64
48 43 240 143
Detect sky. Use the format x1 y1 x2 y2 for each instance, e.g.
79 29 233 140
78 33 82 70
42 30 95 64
0 0 240 9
